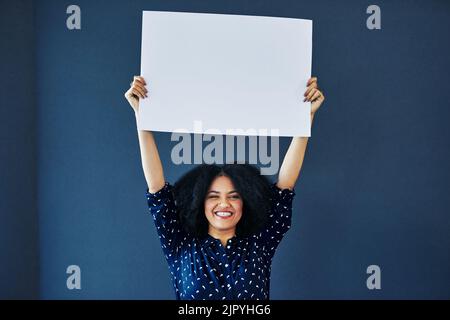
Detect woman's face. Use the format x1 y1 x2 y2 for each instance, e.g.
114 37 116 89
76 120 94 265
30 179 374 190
204 175 243 235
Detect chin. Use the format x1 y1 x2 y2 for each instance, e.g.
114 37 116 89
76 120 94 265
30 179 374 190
216 223 237 231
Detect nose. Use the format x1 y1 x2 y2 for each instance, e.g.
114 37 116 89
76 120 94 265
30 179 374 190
217 199 231 208
217 202 228 208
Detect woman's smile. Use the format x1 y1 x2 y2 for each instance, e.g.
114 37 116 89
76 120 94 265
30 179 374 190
213 209 234 219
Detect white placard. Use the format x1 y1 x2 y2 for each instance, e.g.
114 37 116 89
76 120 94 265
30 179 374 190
139 11 312 137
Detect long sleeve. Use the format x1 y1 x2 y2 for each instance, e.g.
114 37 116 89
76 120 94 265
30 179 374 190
146 182 185 262
257 183 295 261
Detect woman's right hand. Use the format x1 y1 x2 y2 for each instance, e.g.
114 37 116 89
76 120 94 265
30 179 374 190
124 76 148 114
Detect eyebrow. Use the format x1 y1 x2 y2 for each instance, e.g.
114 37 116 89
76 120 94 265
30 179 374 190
207 190 239 194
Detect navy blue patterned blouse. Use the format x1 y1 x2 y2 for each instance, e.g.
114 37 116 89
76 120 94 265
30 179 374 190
145 182 295 300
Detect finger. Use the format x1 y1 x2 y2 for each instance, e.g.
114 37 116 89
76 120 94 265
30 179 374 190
132 88 145 99
132 80 146 91
305 88 317 101
304 82 318 96
307 77 317 85
134 76 146 85
310 90 322 102
132 85 146 98
132 88 144 99
306 89 320 102
132 81 148 94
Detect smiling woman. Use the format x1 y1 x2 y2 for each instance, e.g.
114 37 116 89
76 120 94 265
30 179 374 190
146 164 294 300
124 75 325 300
173 164 272 245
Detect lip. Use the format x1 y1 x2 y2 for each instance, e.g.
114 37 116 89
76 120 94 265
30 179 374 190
213 210 234 219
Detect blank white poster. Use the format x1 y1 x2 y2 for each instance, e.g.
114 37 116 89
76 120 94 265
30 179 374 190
138 11 312 137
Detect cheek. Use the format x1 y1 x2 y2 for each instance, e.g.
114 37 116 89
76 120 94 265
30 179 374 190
204 201 215 215
234 201 243 219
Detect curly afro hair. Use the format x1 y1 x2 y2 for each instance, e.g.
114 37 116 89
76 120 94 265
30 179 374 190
173 163 272 238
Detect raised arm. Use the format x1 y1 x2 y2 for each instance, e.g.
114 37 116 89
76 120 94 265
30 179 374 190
124 76 165 193
277 77 325 190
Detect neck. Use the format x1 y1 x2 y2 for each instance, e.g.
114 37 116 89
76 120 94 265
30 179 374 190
208 227 236 247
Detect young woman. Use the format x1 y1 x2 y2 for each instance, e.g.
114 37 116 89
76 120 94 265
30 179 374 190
124 76 325 300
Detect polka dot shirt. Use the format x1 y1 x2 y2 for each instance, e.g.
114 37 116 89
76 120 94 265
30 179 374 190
145 182 295 300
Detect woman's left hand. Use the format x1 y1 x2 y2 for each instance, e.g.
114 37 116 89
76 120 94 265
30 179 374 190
303 77 325 115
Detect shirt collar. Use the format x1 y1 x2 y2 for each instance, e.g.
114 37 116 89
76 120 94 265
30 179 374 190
201 234 240 249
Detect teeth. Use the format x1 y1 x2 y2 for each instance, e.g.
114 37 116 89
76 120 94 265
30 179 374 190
215 211 232 217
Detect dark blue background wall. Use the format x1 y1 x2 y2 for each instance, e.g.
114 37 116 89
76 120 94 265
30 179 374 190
0 0 39 299
2 0 449 299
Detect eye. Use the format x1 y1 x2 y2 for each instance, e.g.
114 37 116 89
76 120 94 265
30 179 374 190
229 194 241 200
207 195 218 199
